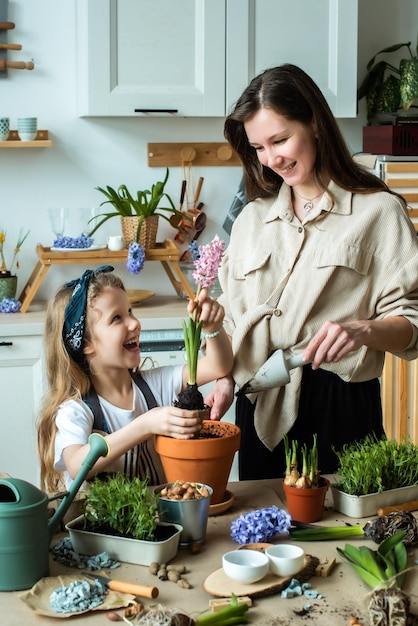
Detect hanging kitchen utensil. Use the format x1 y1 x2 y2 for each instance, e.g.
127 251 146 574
0 433 109 591
178 179 187 211
193 176 204 207
237 350 309 395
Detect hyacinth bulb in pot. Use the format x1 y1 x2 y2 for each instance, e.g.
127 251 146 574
0 229 30 313
174 234 226 411
282 434 329 523
155 236 241 506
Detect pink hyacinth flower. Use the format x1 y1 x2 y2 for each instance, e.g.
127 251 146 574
192 234 225 289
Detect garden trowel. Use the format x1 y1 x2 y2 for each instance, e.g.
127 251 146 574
236 350 308 395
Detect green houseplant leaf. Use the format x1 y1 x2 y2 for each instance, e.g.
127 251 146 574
336 531 408 591
358 39 418 121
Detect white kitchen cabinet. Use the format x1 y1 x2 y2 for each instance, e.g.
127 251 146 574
77 0 358 118
76 0 226 117
226 0 358 118
0 334 45 485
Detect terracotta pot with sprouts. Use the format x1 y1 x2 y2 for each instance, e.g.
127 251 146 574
282 434 329 523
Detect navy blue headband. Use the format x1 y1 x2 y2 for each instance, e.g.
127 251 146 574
63 265 114 363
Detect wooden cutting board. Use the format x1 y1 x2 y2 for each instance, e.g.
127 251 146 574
203 554 319 599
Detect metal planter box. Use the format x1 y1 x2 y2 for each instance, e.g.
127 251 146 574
66 515 182 566
331 484 418 518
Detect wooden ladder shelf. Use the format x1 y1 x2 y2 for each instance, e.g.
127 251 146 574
18 239 195 313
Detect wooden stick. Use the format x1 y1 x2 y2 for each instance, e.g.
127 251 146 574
377 499 418 517
0 43 22 50
0 59 34 70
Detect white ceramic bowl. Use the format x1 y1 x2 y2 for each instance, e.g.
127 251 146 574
222 549 269 584
265 544 305 577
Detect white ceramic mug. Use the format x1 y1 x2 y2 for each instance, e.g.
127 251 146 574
0 117 9 141
108 235 124 251
17 117 37 142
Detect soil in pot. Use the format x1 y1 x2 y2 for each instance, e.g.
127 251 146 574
155 421 241 505
283 477 329 523
73 518 179 543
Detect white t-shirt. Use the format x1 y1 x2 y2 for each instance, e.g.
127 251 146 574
54 365 183 488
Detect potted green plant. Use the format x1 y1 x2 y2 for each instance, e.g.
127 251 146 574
281 434 329 523
90 168 190 248
155 236 240 507
0 228 30 311
331 435 418 518
65 474 182 566
358 39 418 123
155 235 241 505
174 235 225 411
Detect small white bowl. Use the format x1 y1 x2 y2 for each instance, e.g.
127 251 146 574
222 549 270 584
266 544 305 577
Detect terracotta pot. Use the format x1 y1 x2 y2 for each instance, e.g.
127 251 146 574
283 478 329 523
155 421 241 505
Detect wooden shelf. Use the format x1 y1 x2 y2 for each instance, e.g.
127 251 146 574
0 130 52 148
18 239 195 313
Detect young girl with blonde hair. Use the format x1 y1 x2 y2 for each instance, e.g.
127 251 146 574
38 265 232 492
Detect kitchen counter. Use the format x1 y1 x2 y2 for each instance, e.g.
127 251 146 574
0 295 188 336
2 479 418 625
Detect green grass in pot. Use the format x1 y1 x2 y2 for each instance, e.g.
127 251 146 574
82 474 160 541
333 435 418 496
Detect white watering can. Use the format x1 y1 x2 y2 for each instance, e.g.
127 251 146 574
237 350 309 395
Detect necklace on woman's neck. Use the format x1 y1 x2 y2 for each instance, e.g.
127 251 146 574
293 188 324 212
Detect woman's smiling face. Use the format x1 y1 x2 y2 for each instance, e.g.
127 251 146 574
244 107 318 187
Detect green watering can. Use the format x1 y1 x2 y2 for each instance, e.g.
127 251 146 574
0 433 109 591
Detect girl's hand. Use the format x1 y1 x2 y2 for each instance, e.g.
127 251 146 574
187 288 225 334
142 406 203 439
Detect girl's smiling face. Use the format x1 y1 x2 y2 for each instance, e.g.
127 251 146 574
244 107 318 188
83 286 141 370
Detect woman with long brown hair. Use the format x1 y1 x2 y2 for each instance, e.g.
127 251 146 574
206 64 418 479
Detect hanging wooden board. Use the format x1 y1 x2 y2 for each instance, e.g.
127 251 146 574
147 142 242 167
